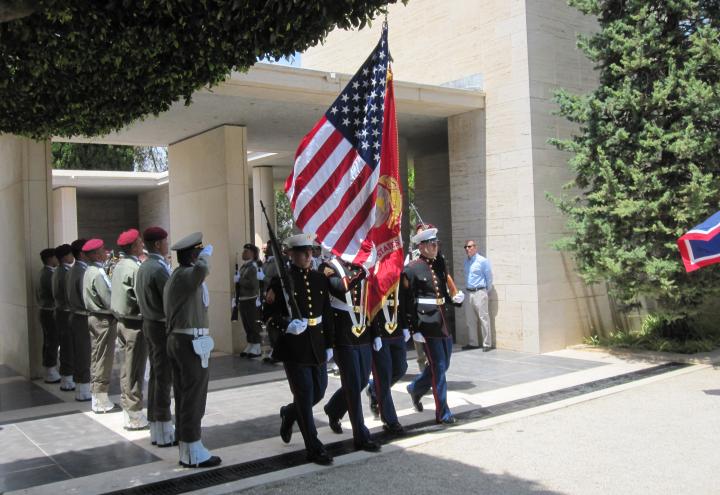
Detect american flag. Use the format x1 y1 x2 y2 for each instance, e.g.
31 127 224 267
285 26 391 265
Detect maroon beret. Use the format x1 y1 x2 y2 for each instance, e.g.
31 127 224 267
143 226 168 242
82 238 104 252
117 228 140 246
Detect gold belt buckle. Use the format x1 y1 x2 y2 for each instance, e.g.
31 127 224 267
384 322 398 333
353 306 362 313
308 317 319 326
351 324 366 337
386 299 396 307
436 298 444 305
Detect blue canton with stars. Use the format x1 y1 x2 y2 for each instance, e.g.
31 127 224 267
325 26 388 171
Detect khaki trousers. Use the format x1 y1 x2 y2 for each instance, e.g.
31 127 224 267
88 313 117 394
167 332 209 443
465 289 491 347
117 318 147 412
145 319 173 422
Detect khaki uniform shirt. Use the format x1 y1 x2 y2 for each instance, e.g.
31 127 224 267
66 261 88 314
110 256 142 319
136 253 170 322
164 255 210 332
83 262 113 314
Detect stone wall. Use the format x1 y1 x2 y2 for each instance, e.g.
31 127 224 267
77 195 139 248
139 184 170 233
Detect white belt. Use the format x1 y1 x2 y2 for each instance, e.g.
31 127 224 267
416 297 445 305
173 328 210 337
330 299 362 314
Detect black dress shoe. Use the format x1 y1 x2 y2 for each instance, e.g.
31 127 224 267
246 353 262 359
355 440 381 452
382 423 406 436
307 449 333 466
157 440 179 448
328 416 343 434
239 352 248 357
280 406 293 444
366 387 379 417
406 384 423 412
482 346 495 352
180 455 222 468
440 416 457 425
461 344 480 350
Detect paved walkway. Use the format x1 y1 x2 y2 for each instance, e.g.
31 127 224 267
0 345 676 494
235 363 720 495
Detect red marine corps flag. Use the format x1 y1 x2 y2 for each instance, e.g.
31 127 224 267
285 24 404 317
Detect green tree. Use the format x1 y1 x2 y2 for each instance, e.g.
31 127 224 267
0 0 402 139
275 189 295 242
552 0 720 326
52 142 135 171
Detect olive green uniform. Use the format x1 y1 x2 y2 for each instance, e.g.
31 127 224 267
83 262 117 394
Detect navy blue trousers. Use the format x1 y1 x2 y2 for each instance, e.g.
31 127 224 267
408 336 453 422
283 362 328 454
368 336 408 426
325 344 372 445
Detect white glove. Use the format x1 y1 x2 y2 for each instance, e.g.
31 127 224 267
403 328 411 342
412 332 426 343
200 244 214 257
286 318 308 335
326 348 334 362
373 337 383 352
233 272 240 283
452 291 465 304
257 270 266 281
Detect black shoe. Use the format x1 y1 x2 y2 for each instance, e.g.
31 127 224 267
44 378 61 384
280 406 293 444
482 346 495 352
461 344 480 350
383 423 406 436
406 384 423 412
307 449 333 466
366 387 379 417
324 406 343 434
246 353 262 359
439 416 457 425
180 455 222 468
355 440 381 452
157 440 179 448
239 352 248 357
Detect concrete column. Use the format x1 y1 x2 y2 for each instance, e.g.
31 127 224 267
448 109 486 346
53 186 77 244
168 126 251 354
252 165 275 250
0 135 53 377
398 137 410 245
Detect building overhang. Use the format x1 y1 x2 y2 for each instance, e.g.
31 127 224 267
53 169 168 197
55 63 485 162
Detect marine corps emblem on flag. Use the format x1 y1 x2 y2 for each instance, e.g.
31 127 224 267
375 175 402 230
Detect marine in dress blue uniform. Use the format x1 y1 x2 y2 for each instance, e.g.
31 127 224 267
266 233 335 466
367 289 410 435
402 228 464 424
321 258 381 453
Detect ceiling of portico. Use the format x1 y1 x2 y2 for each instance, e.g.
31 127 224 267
54 63 484 178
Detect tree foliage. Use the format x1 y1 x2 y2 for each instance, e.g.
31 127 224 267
52 142 167 171
552 0 720 320
0 0 401 139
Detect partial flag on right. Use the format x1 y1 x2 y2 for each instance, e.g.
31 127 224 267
678 210 720 272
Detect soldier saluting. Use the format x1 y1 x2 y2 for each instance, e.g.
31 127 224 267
321 257 381 453
164 232 220 468
402 227 464 425
266 233 335 466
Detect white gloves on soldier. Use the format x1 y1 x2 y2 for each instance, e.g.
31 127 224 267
412 332 426 343
286 318 308 335
200 244 214 257
403 328 411 342
373 337 383 352
452 290 465 304
326 348 334 362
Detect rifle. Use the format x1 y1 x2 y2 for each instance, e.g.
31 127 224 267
259 200 301 319
409 202 459 297
231 252 239 321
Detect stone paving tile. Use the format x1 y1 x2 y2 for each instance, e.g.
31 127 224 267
1 463 70 492
0 380 63 412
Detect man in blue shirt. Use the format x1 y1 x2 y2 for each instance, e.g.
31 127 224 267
462 240 494 351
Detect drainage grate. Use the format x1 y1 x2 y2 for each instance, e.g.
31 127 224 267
104 362 688 495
